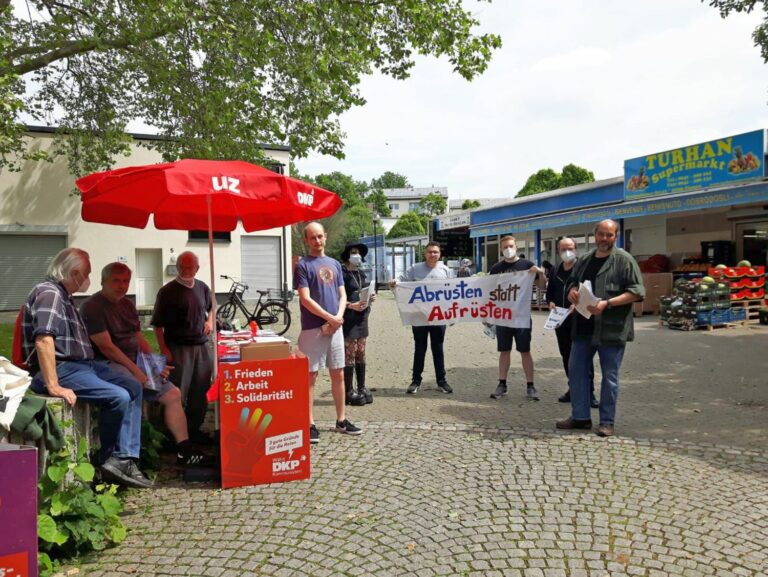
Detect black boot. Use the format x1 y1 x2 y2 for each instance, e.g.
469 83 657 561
355 362 373 404
345 366 365 406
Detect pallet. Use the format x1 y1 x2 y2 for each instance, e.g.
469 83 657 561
695 321 747 331
731 299 764 323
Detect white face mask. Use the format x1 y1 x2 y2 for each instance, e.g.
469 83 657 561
502 247 516 260
74 271 90 293
349 254 362 266
560 250 576 263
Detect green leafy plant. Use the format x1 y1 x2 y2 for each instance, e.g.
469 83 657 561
140 419 166 473
37 436 126 576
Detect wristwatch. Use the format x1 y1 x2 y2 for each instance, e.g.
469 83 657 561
605 299 613 309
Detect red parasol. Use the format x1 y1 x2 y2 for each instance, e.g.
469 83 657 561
77 158 342 398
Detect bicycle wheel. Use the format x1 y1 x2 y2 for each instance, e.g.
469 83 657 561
256 301 291 336
216 301 237 323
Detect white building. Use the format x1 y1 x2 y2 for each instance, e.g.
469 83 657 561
0 127 293 311
383 186 448 217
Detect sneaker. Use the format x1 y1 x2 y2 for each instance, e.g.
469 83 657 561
309 424 320 445
101 457 153 489
335 419 362 436
436 380 453 394
558 391 571 403
490 382 507 399
406 381 420 394
555 417 593 430
177 446 208 466
526 385 540 401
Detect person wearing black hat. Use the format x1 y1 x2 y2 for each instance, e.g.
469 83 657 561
340 242 376 406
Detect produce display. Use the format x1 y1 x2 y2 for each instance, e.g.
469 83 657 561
708 262 765 301
660 277 731 331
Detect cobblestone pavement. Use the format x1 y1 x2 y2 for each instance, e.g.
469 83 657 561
67 293 767 576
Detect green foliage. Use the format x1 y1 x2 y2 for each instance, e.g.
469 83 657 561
461 199 481 210
38 435 126 576
517 164 595 197
314 172 369 209
387 211 426 239
371 171 410 189
140 419 166 473
365 188 392 217
418 193 447 216
705 1 768 62
1 0 501 176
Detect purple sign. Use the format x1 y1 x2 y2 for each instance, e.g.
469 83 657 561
0 444 38 577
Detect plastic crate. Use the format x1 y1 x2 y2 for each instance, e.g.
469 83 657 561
730 307 747 322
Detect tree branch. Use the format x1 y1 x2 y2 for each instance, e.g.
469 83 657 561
2 20 189 77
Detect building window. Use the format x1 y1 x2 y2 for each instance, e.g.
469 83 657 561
389 203 399 211
188 230 232 243
409 202 421 212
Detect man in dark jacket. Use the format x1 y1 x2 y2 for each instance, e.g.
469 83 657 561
556 220 645 437
546 237 596 407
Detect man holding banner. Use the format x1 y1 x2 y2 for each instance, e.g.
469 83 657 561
392 241 538 396
488 236 546 401
390 242 454 394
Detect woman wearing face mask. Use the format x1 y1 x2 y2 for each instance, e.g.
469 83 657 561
546 237 597 407
340 243 376 406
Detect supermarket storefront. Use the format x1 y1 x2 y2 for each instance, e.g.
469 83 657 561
469 130 768 272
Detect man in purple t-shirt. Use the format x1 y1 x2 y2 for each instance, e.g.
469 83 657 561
294 222 362 445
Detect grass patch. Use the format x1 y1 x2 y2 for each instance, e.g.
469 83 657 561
0 324 160 361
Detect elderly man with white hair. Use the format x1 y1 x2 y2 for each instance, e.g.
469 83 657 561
21 248 152 488
151 250 214 444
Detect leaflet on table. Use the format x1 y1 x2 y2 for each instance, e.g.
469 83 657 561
136 352 168 391
544 306 572 329
358 279 376 306
575 280 601 319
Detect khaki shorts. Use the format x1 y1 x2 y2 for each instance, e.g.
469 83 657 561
298 327 344 372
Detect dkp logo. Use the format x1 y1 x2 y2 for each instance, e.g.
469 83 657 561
211 176 240 193
272 459 300 472
297 189 315 206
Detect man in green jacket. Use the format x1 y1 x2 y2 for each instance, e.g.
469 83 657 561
556 219 645 437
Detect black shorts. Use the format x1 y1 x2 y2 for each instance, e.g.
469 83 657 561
496 326 531 353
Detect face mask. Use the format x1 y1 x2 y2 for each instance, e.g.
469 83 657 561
176 276 195 288
73 271 90 293
349 254 362 266
502 247 516 259
560 250 576 263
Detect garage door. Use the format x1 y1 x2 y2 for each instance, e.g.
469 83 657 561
240 236 282 299
0 235 67 310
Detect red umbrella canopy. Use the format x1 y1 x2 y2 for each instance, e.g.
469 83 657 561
77 159 342 232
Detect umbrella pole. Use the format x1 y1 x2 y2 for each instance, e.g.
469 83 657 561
207 194 219 433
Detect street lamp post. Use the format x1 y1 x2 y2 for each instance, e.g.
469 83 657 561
372 211 378 286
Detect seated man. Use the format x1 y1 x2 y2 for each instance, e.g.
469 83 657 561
80 262 205 465
22 248 151 488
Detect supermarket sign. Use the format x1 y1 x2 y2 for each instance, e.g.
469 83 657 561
624 130 765 200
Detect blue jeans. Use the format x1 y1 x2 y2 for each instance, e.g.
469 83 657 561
569 340 625 425
31 360 143 463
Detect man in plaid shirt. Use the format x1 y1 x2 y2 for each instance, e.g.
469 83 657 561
22 248 152 488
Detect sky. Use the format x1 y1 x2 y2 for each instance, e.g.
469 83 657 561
296 0 768 201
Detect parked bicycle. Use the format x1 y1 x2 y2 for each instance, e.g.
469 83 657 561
217 275 291 336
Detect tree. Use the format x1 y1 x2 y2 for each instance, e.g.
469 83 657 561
314 172 368 209
419 192 447 216
517 164 595 197
370 171 410 190
364 188 392 217
706 1 768 62
387 212 425 239
461 199 481 210
560 163 596 188
0 1 501 176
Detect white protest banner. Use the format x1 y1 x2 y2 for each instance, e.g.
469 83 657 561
394 271 534 327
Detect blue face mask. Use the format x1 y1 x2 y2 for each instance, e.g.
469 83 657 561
349 254 362 266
